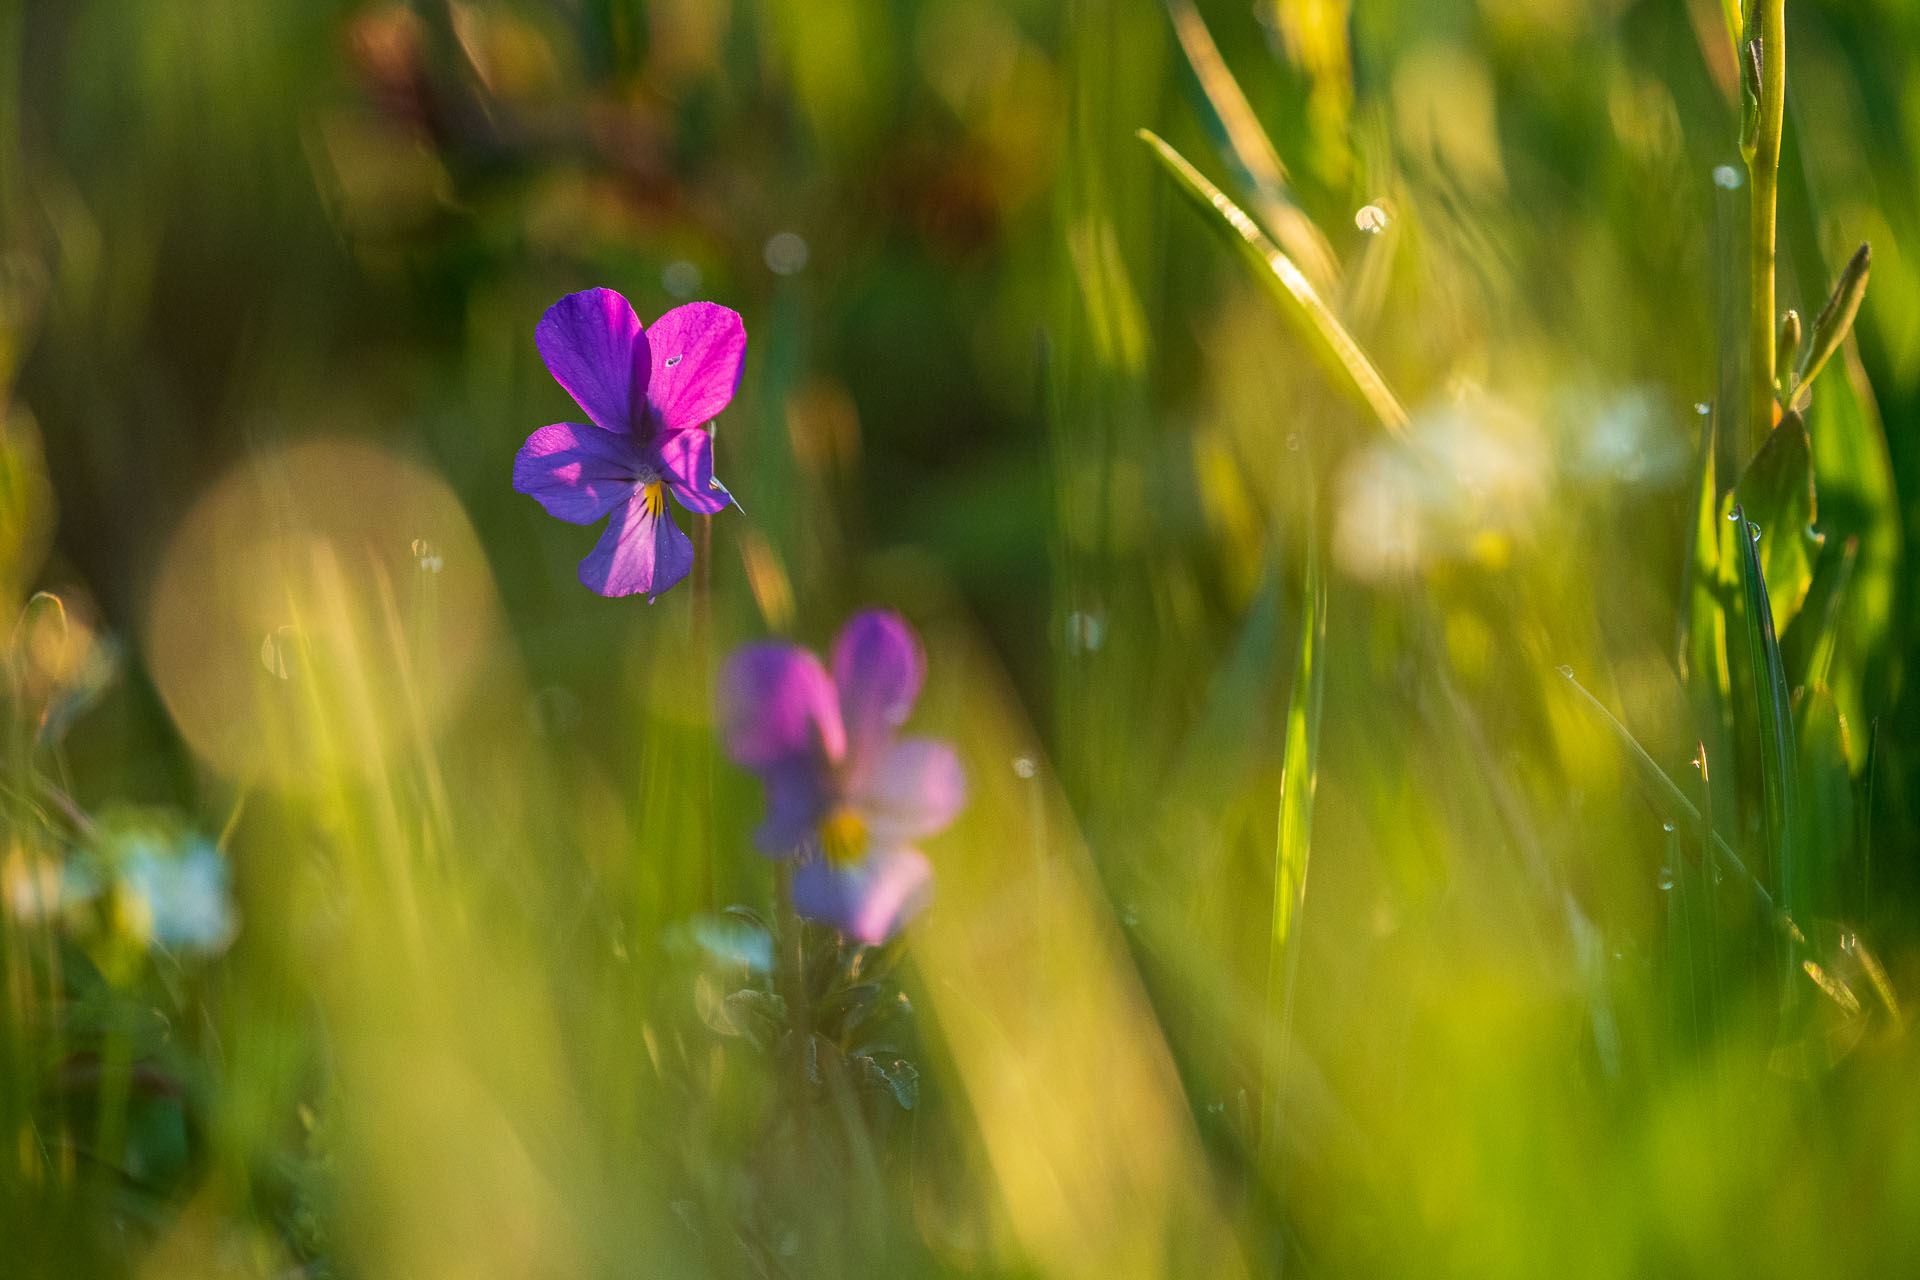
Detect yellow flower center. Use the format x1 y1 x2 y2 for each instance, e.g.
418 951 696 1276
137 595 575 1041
818 806 867 868
640 480 666 518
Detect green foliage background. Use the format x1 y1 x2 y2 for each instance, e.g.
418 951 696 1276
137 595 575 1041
4 0 1920 1275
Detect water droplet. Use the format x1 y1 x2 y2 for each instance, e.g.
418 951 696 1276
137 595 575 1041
664 354 683 368
411 537 444 573
1206 1100 1226 1115
1694 401 1711 416
1012 756 1036 779
1556 664 1574 678
1066 610 1107 655
260 626 297 680
1658 867 1674 890
764 231 809 276
1727 510 1742 522
1661 822 1675 833
661 259 701 298
1713 164 1743 190
1748 521 1762 542
1122 904 1140 927
1355 203 1390 233
1284 433 1302 452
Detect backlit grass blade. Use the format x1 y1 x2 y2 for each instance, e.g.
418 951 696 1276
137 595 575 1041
1138 128 1410 436
1260 531 1325 1165
1559 667 1773 917
1733 502 1801 932
1162 0 1338 288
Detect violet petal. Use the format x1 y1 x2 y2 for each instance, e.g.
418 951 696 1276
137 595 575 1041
792 847 933 945
577 491 693 598
513 422 642 523
536 289 651 435
720 643 847 770
654 429 732 515
832 610 925 774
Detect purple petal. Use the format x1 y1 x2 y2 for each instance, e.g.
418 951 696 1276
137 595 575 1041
513 422 642 523
754 760 828 858
719 644 846 771
537 289 650 434
854 737 965 845
577 491 693 599
832 610 924 772
653 429 732 515
792 847 933 945
644 302 746 433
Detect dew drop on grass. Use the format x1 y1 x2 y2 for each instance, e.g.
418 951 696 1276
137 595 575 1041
1658 867 1674 890
1355 203 1390 233
410 537 443 573
1012 756 1035 779
1749 521 1762 542
1285 433 1302 452
1713 164 1743 190
1661 822 1675 832
1694 402 1711 416
1556 664 1574 678
260 628 295 680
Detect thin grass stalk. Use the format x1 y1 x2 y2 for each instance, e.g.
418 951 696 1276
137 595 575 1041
1745 0 1787 453
1259 528 1325 1169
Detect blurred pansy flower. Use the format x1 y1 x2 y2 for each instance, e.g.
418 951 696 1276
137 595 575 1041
115 836 237 955
721 611 964 945
514 288 741 600
1334 394 1549 581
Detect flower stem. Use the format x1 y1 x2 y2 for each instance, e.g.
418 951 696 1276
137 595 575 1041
1746 0 1786 454
773 861 810 1146
693 511 715 910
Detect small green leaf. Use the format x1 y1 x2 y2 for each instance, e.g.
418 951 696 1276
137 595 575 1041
1733 502 1800 932
1796 243 1871 397
1138 129 1410 436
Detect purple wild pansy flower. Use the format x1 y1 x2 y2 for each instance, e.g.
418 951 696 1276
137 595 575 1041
514 288 743 599
721 610 965 945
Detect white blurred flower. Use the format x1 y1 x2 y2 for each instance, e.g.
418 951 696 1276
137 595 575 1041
1334 395 1549 581
118 838 237 954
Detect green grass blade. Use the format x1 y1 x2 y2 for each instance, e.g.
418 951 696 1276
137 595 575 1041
1728 413 1822 632
1162 0 1338 288
1733 502 1800 931
1558 667 1773 917
1260 531 1326 1165
1138 128 1410 436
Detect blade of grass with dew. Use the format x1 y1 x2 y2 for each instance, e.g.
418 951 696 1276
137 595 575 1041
1732 502 1800 938
1137 129 1409 436
1260 532 1324 1167
1161 0 1338 289
1724 412 1822 633
1558 667 1773 919
1680 406 1737 819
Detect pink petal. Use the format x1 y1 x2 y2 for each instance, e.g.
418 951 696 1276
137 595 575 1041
536 289 650 434
854 737 965 844
644 302 746 433
513 422 642 523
